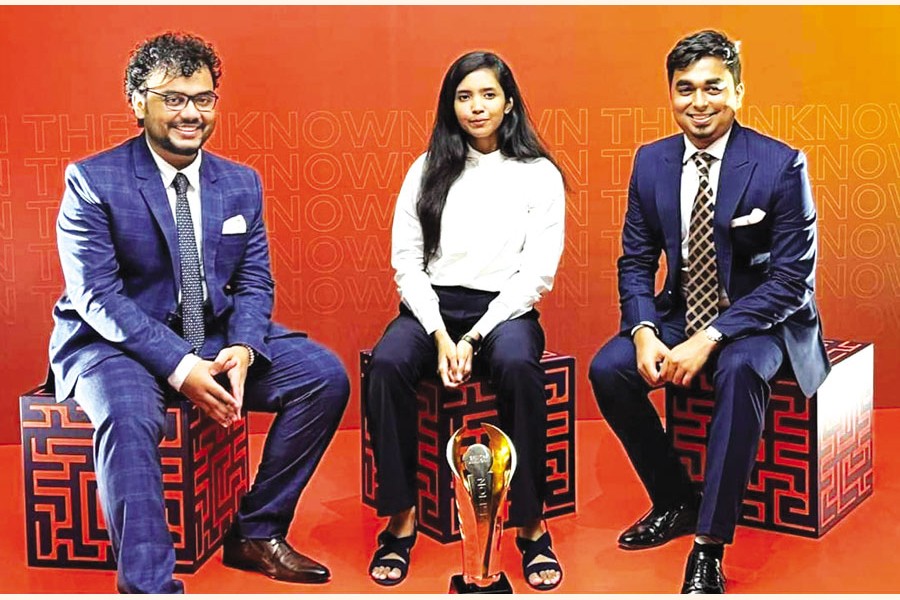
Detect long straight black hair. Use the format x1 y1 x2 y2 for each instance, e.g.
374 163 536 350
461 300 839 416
417 51 563 269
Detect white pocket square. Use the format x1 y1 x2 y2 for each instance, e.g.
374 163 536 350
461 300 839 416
222 215 247 234
730 208 766 228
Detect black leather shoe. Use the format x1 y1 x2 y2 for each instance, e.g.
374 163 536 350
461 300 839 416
617 502 698 550
222 526 330 584
680 548 726 593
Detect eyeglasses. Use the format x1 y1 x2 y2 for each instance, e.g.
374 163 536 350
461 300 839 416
141 89 219 112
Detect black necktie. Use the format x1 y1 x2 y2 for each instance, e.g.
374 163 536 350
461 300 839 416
685 152 719 336
173 173 205 351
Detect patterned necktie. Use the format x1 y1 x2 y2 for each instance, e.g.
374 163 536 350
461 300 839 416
173 172 205 352
685 152 719 337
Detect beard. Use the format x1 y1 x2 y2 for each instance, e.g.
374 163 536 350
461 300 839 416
146 118 212 157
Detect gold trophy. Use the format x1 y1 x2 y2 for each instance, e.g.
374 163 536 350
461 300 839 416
446 422 516 593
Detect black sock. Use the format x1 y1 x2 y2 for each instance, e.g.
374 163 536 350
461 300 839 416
693 541 724 559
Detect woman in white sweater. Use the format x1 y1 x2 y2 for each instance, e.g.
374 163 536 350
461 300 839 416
365 51 566 591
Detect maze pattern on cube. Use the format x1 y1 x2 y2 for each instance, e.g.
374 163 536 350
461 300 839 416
815 340 873 535
665 339 873 537
360 351 576 543
20 387 249 572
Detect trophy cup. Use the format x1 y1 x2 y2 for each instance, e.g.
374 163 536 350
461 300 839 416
446 422 516 593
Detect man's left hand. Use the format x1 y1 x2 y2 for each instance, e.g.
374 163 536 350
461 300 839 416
211 345 252 416
659 330 719 387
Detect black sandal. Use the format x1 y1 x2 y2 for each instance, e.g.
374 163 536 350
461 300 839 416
368 529 417 586
515 530 563 591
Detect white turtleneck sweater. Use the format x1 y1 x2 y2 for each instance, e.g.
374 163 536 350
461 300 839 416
391 145 565 338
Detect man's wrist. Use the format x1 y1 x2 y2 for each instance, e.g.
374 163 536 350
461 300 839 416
631 321 659 338
230 344 255 367
704 326 724 345
168 353 202 392
240 344 255 367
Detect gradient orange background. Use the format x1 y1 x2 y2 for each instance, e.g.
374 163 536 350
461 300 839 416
0 5 897 443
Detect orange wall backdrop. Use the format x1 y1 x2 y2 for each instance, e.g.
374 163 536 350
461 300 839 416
0 5 897 443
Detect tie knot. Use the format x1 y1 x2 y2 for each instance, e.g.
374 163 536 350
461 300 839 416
173 172 189 196
692 152 715 173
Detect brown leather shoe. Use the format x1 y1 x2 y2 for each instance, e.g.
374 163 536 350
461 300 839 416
222 527 330 584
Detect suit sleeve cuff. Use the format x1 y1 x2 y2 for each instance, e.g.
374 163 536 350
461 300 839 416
167 353 201 392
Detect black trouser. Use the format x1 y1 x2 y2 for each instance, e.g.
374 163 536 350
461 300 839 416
364 285 547 527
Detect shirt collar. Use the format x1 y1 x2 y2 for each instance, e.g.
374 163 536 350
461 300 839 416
466 143 505 166
682 126 732 166
145 135 203 191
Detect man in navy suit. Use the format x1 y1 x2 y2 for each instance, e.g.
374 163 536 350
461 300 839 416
588 30 829 593
49 32 349 593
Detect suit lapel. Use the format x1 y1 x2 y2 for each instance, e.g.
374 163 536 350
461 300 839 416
656 139 685 274
715 123 755 293
200 157 222 281
133 138 181 283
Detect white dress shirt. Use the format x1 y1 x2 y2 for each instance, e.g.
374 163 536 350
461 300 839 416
630 128 734 338
145 137 206 391
392 145 565 338
680 128 732 308
146 139 207 299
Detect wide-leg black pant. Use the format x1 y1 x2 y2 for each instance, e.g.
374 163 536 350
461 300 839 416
364 285 548 527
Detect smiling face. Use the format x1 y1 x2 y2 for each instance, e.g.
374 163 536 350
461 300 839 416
132 66 217 169
670 56 744 149
453 67 513 154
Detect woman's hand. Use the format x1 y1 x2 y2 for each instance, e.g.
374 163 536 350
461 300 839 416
455 331 481 384
433 329 462 388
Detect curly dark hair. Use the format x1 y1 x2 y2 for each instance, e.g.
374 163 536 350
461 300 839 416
124 32 222 126
667 30 741 85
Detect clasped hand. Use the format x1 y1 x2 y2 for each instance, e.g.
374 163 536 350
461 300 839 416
634 328 718 388
179 345 252 427
434 329 479 389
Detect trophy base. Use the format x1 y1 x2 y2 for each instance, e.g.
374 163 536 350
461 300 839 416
449 573 513 594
